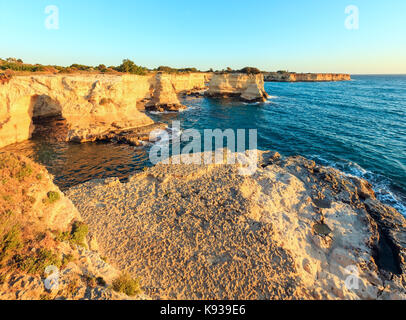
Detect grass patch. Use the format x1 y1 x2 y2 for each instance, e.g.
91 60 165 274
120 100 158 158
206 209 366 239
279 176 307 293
112 273 141 296
0 225 23 264
14 248 62 275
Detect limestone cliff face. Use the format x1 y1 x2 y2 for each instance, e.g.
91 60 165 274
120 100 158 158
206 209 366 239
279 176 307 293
0 74 155 148
146 73 185 112
207 73 269 102
264 72 351 82
0 73 211 148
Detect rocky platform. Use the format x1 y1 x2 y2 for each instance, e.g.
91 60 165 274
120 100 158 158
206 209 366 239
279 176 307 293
66 150 406 300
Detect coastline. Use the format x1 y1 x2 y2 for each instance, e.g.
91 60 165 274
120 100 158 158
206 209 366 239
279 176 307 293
1 72 405 300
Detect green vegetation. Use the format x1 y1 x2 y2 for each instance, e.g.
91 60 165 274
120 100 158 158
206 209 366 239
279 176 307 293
0 62 44 72
55 221 88 247
156 66 199 74
0 225 23 265
43 191 60 205
0 56 210 76
70 221 88 246
96 64 108 73
112 273 141 296
69 64 93 71
14 248 62 275
115 59 147 75
238 67 261 74
217 67 262 75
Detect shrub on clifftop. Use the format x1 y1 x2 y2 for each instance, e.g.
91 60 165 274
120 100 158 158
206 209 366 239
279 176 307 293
115 59 147 75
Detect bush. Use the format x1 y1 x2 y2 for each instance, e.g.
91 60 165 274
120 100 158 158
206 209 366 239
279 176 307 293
96 64 108 73
15 248 62 275
115 59 147 75
0 225 22 264
43 191 60 205
156 66 199 74
55 221 88 247
0 62 44 72
112 273 141 296
70 221 88 246
70 64 92 71
239 67 261 74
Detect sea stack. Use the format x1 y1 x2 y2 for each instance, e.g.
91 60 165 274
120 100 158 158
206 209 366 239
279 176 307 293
207 73 269 103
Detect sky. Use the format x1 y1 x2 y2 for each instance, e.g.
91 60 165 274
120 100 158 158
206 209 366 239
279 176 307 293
0 0 405 74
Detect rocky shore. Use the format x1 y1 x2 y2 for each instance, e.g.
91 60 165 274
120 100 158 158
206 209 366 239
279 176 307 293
264 72 351 82
64 150 406 300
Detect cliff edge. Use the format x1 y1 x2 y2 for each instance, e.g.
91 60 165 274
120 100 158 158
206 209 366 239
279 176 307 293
0 152 147 300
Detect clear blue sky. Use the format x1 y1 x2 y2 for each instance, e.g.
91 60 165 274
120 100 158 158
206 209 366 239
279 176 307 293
0 0 405 74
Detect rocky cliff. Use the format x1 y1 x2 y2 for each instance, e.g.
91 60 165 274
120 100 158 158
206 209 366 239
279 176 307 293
207 73 269 102
0 152 147 300
264 72 351 82
66 150 406 300
0 73 211 148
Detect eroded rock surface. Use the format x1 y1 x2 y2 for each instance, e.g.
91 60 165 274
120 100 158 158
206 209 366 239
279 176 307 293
66 150 406 300
207 73 269 102
0 73 211 148
264 72 351 82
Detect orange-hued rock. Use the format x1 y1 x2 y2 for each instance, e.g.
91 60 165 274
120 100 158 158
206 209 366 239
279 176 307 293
264 72 351 82
0 74 155 147
207 73 269 102
146 73 186 112
0 73 212 148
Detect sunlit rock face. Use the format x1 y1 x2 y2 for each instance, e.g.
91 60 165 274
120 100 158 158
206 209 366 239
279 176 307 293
0 73 212 148
263 72 351 82
207 73 269 102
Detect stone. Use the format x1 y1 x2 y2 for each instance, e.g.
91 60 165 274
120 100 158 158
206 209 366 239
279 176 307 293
207 73 269 102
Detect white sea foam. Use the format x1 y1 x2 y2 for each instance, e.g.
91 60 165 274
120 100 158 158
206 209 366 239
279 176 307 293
309 155 406 216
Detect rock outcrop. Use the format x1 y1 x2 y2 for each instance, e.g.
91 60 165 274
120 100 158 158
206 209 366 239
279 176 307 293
0 73 212 148
264 72 351 82
66 150 406 300
0 74 155 148
207 73 269 102
0 152 147 300
146 73 186 112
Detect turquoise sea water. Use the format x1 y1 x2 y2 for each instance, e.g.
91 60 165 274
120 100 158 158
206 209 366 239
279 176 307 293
3 75 406 215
